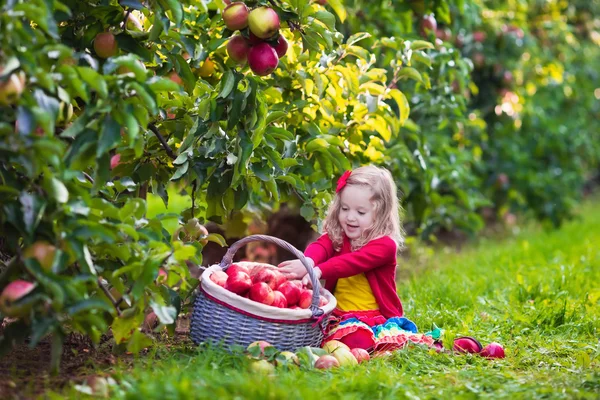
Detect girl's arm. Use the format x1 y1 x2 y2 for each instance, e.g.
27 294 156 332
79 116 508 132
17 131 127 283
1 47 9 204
317 237 397 280
279 234 334 279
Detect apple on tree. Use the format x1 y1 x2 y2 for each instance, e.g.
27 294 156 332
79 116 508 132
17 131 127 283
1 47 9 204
93 32 118 59
248 7 280 39
419 14 437 37
0 68 26 106
227 35 251 64
23 241 57 272
0 280 36 317
248 43 278 76
222 2 249 31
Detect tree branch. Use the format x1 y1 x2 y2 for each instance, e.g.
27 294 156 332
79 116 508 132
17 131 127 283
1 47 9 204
97 278 122 317
148 123 177 160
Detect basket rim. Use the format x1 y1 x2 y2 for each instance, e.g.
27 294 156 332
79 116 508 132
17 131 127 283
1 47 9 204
201 265 337 321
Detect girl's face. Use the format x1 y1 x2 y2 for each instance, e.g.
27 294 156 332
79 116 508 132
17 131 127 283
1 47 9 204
338 185 375 241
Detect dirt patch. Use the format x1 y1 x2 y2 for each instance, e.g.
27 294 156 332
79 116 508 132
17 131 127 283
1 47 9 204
0 318 192 399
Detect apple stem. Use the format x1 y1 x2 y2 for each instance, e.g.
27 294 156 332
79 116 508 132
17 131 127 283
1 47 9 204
148 123 177 160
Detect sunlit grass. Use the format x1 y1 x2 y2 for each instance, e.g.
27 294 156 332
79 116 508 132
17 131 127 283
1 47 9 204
55 200 600 399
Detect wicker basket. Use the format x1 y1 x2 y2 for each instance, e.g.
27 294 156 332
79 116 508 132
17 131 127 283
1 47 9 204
190 234 336 351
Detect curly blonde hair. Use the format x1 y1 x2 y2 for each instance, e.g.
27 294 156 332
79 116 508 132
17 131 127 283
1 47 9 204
323 165 404 252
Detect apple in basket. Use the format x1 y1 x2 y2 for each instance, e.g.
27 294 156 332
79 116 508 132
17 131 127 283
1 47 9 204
209 270 228 287
298 289 313 309
271 290 287 308
225 271 252 295
227 263 250 276
252 267 286 290
277 281 300 306
249 282 275 305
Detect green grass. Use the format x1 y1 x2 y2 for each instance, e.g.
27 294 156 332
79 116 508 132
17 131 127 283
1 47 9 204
56 200 600 399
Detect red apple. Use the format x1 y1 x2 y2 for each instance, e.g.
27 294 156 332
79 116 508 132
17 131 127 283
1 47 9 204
419 14 437 37
209 270 228 287
453 337 483 354
248 7 280 39
0 280 35 317
225 271 252 295
277 281 301 306
23 241 57 272
168 71 183 86
249 282 275 305
93 32 118 59
110 154 121 170
473 30 486 42
481 342 505 359
248 32 263 45
298 289 313 309
271 290 287 308
156 268 167 283
350 348 370 363
222 2 249 31
272 36 288 58
248 42 278 76
289 280 303 289
314 354 339 369
247 340 272 356
226 264 250 276
227 35 251 64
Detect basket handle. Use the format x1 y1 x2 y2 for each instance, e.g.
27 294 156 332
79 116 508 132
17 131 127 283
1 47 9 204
219 234 324 319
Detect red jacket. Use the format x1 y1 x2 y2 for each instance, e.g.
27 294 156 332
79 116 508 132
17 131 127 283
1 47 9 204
304 234 404 319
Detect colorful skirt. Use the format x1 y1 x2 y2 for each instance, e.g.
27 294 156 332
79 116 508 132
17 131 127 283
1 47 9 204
323 308 437 353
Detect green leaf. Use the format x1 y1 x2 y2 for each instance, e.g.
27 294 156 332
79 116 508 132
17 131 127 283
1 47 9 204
147 77 181 92
397 67 423 83
46 177 69 204
314 11 336 31
96 115 121 158
150 301 177 325
66 299 113 316
388 88 410 125
346 32 371 46
205 233 226 247
410 40 435 50
127 330 153 354
218 70 236 99
77 67 108 98
326 0 347 23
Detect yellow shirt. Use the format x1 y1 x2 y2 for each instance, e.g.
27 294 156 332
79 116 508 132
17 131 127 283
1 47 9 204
334 273 379 311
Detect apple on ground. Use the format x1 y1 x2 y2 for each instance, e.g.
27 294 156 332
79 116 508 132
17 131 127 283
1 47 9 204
248 7 280 39
222 2 249 31
453 337 483 354
225 271 252 295
23 241 57 272
227 35 251 64
249 282 275 305
314 354 339 369
271 290 287 308
350 348 370 363
322 340 350 354
0 280 35 317
331 347 358 366
209 270 228 287
93 32 118 59
249 359 275 374
277 281 300 306
247 340 273 357
143 311 158 332
277 351 299 366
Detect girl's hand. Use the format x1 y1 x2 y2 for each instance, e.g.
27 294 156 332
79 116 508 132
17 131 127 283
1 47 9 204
277 259 307 280
302 267 322 288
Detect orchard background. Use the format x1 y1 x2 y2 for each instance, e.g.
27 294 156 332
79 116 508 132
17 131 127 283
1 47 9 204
0 0 599 381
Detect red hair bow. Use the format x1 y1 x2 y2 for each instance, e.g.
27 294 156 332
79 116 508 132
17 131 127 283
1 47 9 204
336 170 352 193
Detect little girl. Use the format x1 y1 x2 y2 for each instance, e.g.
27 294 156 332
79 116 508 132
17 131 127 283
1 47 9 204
279 166 436 353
